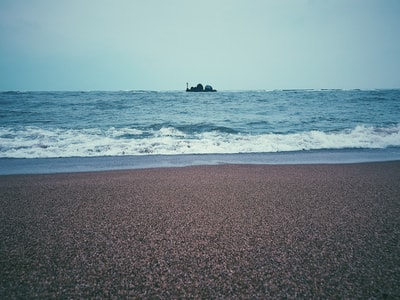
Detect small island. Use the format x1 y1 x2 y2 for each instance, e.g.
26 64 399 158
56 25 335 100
186 83 217 92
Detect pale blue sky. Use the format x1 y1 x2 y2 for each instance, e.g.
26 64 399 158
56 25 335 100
1 0 399 91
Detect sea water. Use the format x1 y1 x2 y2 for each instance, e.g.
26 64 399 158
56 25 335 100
1 89 400 174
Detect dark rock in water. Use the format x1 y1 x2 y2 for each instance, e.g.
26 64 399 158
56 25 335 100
186 83 216 92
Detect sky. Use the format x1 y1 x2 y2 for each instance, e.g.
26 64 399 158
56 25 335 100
0 0 399 91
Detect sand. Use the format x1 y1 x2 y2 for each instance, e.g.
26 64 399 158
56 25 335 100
1 162 399 299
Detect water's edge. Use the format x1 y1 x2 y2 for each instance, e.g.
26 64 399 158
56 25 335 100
1 148 400 175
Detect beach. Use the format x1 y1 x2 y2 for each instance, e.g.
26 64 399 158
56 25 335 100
1 162 399 298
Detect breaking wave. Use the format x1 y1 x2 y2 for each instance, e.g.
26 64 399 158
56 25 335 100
1 124 399 158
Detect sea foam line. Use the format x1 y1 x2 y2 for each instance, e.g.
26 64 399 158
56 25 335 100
0 124 399 158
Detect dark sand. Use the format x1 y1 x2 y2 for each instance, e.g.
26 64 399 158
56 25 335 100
1 162 399 299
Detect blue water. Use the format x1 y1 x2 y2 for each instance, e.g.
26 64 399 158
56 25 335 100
1 89 400 173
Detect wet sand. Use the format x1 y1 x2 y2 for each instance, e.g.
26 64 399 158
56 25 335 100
1 162 399 298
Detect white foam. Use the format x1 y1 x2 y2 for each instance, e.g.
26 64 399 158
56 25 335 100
1 124 399 158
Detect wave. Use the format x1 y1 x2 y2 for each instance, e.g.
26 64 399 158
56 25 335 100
1 124 399 158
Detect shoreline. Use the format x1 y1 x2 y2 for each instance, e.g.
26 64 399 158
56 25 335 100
1 147 400 175
1 162 399 298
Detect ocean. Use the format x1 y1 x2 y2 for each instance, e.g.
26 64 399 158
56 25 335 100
1 89 400 174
